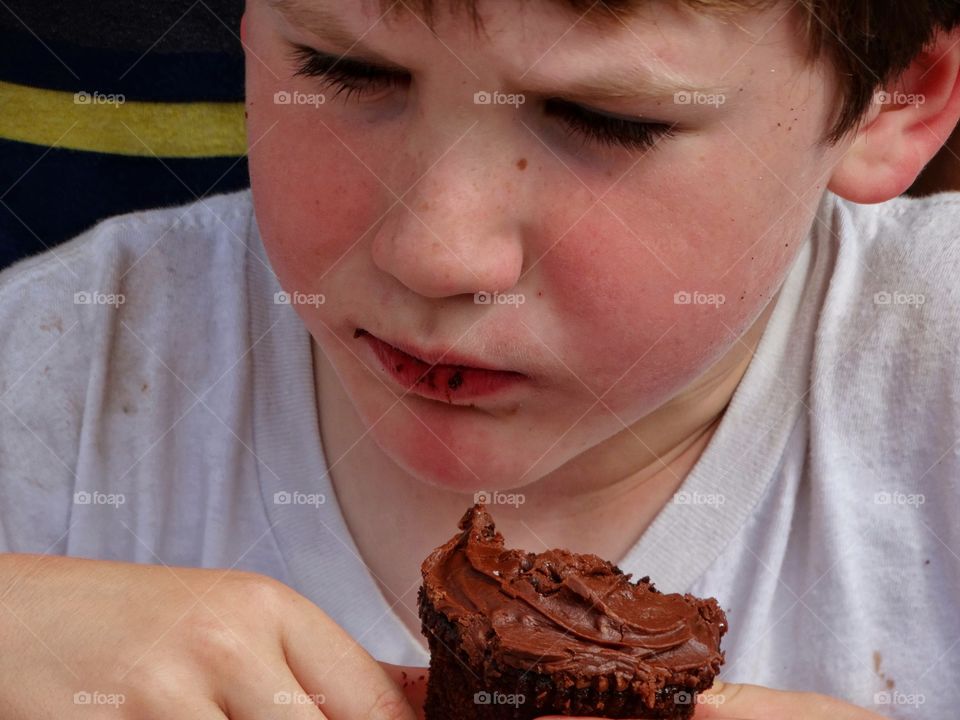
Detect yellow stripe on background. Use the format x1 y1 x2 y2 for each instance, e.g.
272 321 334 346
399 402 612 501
0 80 247 158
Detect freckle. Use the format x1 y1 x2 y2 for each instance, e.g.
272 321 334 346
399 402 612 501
419 201 430 211
537 290 543 297
516 158 528 171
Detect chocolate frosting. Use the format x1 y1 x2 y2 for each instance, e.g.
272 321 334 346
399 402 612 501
420 504 727 680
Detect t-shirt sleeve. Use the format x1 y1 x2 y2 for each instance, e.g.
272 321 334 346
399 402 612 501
0 229 106 555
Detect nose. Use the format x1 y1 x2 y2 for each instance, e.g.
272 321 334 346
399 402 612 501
370 142 526 299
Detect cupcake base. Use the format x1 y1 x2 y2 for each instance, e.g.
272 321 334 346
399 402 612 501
420 590 708 720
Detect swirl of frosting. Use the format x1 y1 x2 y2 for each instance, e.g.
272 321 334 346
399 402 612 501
421 505 726 677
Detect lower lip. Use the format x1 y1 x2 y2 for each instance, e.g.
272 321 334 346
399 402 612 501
360 332 526 403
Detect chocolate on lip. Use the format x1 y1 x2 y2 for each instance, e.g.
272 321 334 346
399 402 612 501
354 327 523 393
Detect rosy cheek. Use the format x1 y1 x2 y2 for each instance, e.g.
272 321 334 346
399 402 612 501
535 181 795 402
251 128 384 284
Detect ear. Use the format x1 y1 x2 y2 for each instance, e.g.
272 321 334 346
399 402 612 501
828 28 960 204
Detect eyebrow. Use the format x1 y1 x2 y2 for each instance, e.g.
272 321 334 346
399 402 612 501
268 0 376 51
526 65 729 103
268 0 729 103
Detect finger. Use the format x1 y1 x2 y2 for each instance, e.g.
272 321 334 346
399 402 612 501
281 604 416 720
381 663 428 720
160 705 228 720
139 697 229 720
694 679 886 719
223 667 328 720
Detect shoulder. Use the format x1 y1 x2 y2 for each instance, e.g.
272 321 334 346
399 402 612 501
809 192 960 479
0 190 256 552
0 189 254 321
0 188 255 386
829 191 960 314
823 191 960 361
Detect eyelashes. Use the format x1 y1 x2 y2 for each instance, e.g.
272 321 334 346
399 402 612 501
288 44 676 152
289 44 409 102
543 98 676 152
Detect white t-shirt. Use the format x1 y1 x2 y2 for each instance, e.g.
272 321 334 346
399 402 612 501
1 188 958 719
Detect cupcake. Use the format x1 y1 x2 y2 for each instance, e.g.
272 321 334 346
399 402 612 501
418 504 727 719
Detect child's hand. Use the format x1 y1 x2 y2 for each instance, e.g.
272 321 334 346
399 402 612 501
533 679 886 720
0 553 417 719
389 672 888 720
692 679 887 719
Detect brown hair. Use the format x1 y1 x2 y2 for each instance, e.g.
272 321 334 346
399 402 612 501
382 0 960 144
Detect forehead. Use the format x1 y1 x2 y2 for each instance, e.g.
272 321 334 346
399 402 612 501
373 0 777 30
268 0 808 89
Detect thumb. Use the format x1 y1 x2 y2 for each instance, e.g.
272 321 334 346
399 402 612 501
694 679 884 719
380 663 429 720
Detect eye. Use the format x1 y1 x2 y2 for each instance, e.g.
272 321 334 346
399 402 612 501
544 98 677 152
288 44 409 102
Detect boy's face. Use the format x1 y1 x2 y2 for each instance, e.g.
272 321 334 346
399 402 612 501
244 0 847 491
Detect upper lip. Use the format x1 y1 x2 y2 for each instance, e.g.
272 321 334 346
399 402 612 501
359 328 521 374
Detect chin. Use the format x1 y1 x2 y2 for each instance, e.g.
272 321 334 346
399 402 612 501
365 406 544 495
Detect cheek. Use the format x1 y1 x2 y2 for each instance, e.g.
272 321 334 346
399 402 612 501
536 168 806 407
244 35 400 293
248 118 385 290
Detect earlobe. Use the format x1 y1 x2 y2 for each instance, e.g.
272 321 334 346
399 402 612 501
828 28 960 204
